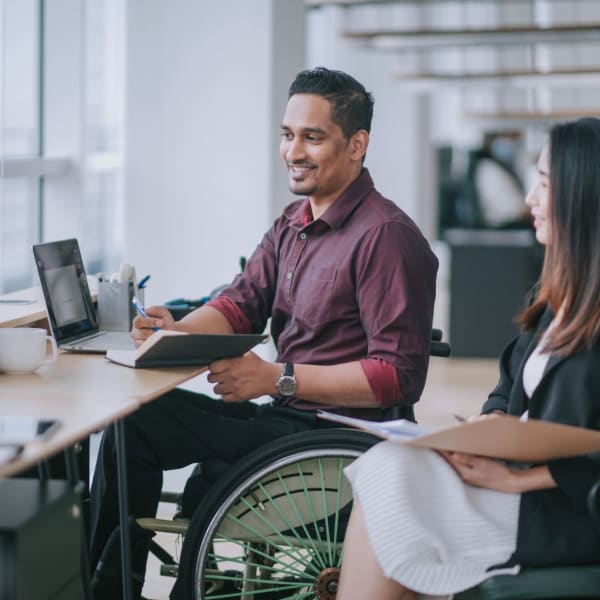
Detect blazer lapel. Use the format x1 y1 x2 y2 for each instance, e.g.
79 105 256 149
510 307 555 414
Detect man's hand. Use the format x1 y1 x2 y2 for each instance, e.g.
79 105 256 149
439 451 518 493
207 352 280 402
131 305 176 345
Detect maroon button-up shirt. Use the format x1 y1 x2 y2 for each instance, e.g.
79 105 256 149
209 169 438 410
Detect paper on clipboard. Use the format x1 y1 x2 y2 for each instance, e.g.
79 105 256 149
318 411 600 462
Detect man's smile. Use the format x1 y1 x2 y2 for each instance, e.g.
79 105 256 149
288 164 316 179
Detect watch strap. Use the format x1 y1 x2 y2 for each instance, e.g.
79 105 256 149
282 362 294 377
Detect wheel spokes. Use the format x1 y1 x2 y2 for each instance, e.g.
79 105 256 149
200 453 356 600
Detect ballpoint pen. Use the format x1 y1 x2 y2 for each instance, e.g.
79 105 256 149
132 297 160 331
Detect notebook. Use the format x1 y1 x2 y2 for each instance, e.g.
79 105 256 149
33 238 136 353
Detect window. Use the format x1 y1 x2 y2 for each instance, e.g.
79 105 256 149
0 0 125 294
0 0 41 293
82 0 126 275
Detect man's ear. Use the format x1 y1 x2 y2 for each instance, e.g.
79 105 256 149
349 130 369 161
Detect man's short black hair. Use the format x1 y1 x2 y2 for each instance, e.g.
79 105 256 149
288 67 374 139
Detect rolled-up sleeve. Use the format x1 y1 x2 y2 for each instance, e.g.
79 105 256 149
206 296 253 334
360 358 400 407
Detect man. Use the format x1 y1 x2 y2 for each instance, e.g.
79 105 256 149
90 67 438 599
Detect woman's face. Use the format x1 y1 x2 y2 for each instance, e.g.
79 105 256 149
525 143 551 245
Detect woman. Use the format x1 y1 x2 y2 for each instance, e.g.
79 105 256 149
337 117 600 600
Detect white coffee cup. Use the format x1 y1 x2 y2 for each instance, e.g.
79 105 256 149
0 327 58 374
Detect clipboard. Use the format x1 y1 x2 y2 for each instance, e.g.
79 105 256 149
318 411 600 462
105 330 268 368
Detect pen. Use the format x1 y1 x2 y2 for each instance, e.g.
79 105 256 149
137 274 151 289
453 414 467 423
132 297 160 331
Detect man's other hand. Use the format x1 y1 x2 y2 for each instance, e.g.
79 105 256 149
207 352 279 402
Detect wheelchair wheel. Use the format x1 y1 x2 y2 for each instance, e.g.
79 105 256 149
177 428 379 600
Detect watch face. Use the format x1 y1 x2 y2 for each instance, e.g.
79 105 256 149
277 375 297 397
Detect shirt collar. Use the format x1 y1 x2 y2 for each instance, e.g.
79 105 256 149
289 168 374 231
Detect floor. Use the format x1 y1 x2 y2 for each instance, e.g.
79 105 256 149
139 356 500 599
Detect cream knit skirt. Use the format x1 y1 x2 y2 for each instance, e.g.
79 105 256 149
344 441 521 598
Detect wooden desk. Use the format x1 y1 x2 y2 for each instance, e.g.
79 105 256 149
0 352 204 477
0 286 48 328
0 351 205 600
0 351 204 405
0 277 97 329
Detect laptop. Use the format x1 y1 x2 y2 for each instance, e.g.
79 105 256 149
33 238 136 353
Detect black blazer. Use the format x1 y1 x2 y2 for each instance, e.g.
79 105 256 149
482 307 600 567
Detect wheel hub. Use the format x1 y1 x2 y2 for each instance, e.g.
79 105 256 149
313 566 340 599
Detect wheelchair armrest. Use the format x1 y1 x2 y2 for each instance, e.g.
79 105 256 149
587 478 600 533
431 340 451 357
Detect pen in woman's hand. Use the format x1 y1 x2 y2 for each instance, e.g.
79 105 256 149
132 297 160 331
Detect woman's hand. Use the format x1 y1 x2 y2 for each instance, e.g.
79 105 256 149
439 451 519 493
466 410 505 423
439 451 556 494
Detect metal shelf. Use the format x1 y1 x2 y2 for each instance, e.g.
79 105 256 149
307 0 547 7
344 23 600 49
463 109 600 121
395 67 600 89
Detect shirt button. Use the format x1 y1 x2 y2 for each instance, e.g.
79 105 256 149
287 272 293 280
300 232 307 240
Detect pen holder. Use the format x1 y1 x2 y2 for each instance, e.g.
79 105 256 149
97 280 138 332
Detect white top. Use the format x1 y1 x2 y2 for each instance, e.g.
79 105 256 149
522 322 554 398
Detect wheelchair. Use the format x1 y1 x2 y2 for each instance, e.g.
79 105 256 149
135 329 448 599
169 428 380 599
137 326 600 600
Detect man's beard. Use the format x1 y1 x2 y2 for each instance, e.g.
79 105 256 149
288 179 317 197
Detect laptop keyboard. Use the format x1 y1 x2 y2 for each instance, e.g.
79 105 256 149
71 331 135 351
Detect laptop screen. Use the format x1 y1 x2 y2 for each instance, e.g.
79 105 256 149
33 239 99 343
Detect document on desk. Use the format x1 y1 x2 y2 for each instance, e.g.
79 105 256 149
317 411 600 462
105 329 268 368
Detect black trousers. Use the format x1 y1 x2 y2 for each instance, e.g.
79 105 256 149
89 389 333 581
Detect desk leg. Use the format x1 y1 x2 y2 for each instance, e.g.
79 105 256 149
114 419 133 600
64 447 92 600
37 459 51 481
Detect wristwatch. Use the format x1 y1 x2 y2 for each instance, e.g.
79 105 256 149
276 362 297 397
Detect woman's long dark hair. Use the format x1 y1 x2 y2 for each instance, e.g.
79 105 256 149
518 117 600 355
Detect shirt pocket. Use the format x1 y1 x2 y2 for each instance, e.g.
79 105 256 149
293 266 336 326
